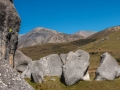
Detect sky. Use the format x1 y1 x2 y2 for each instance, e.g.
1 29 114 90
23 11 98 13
14 0 120 34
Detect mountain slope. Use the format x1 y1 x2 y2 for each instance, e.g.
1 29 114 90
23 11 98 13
19 26 120 60
87 26 120 39
18 27 85 48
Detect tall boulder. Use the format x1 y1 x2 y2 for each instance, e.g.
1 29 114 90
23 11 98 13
61 49 90 86
0 0 21 67
14 50 32 72
95 52 120 81
0 0 34 90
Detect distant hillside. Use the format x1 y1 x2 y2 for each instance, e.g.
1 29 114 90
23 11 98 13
18 27 85 48
87 26 120 39
19 26 120 60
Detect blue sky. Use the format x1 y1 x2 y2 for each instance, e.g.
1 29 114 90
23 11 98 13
14 0 120 34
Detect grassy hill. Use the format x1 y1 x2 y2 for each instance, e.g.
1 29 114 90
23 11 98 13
19 39 96 60
19 27 120 90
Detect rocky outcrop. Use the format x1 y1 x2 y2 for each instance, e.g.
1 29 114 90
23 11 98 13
18 27 85 48
0 0 20 67
61 49 90 86
15 50 32 72
0 58 34 90
22 54 63 83
95 52 120 81
0 0 34 90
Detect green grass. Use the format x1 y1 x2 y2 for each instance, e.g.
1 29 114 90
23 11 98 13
26 76 120 90
20 30 120 90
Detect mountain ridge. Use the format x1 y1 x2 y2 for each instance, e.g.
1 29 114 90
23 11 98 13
87 26 120 39
18 27 85 48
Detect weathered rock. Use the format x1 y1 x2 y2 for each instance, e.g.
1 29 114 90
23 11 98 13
14 50 32 72
60 54 67 65
0 0 21 67
22 54 63 83
95 52 120 81
21 60 44 83
31 61 44 83
21 62 33 78
62 49 90 86
0 58 34 90
0 0 34 90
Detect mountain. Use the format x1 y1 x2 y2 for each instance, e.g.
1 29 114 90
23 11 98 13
18 27 85 48
87 26 120 39
19 26 120 60
75 31 96 38
18 34 24 38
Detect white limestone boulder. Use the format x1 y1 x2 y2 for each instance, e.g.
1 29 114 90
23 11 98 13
22 54 63 83
61 49 90 86
15 50 32 72
95 52 120 81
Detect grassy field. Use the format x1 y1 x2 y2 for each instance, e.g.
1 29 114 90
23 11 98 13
20 30 120 90
26 76 120 90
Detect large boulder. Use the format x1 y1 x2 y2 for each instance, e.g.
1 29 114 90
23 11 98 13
0 58 34 90
0 0 34 90
14 50 32 72
95 52 120 81
61 49 90 86
22 54 63 83
0 0 21 67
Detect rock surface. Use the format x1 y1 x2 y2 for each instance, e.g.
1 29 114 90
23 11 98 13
61 49 90 86
0 0 20 67
0 58 34 90
15 50 32 72
22 54 63 83
95 52 120 81
18 27 85 48
0 0 34 90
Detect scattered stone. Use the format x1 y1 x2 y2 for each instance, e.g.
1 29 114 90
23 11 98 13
105 37 109 40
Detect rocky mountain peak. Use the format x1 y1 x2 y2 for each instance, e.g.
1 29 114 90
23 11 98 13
106 26 120 32
18 27 85 48
75 30 96 38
